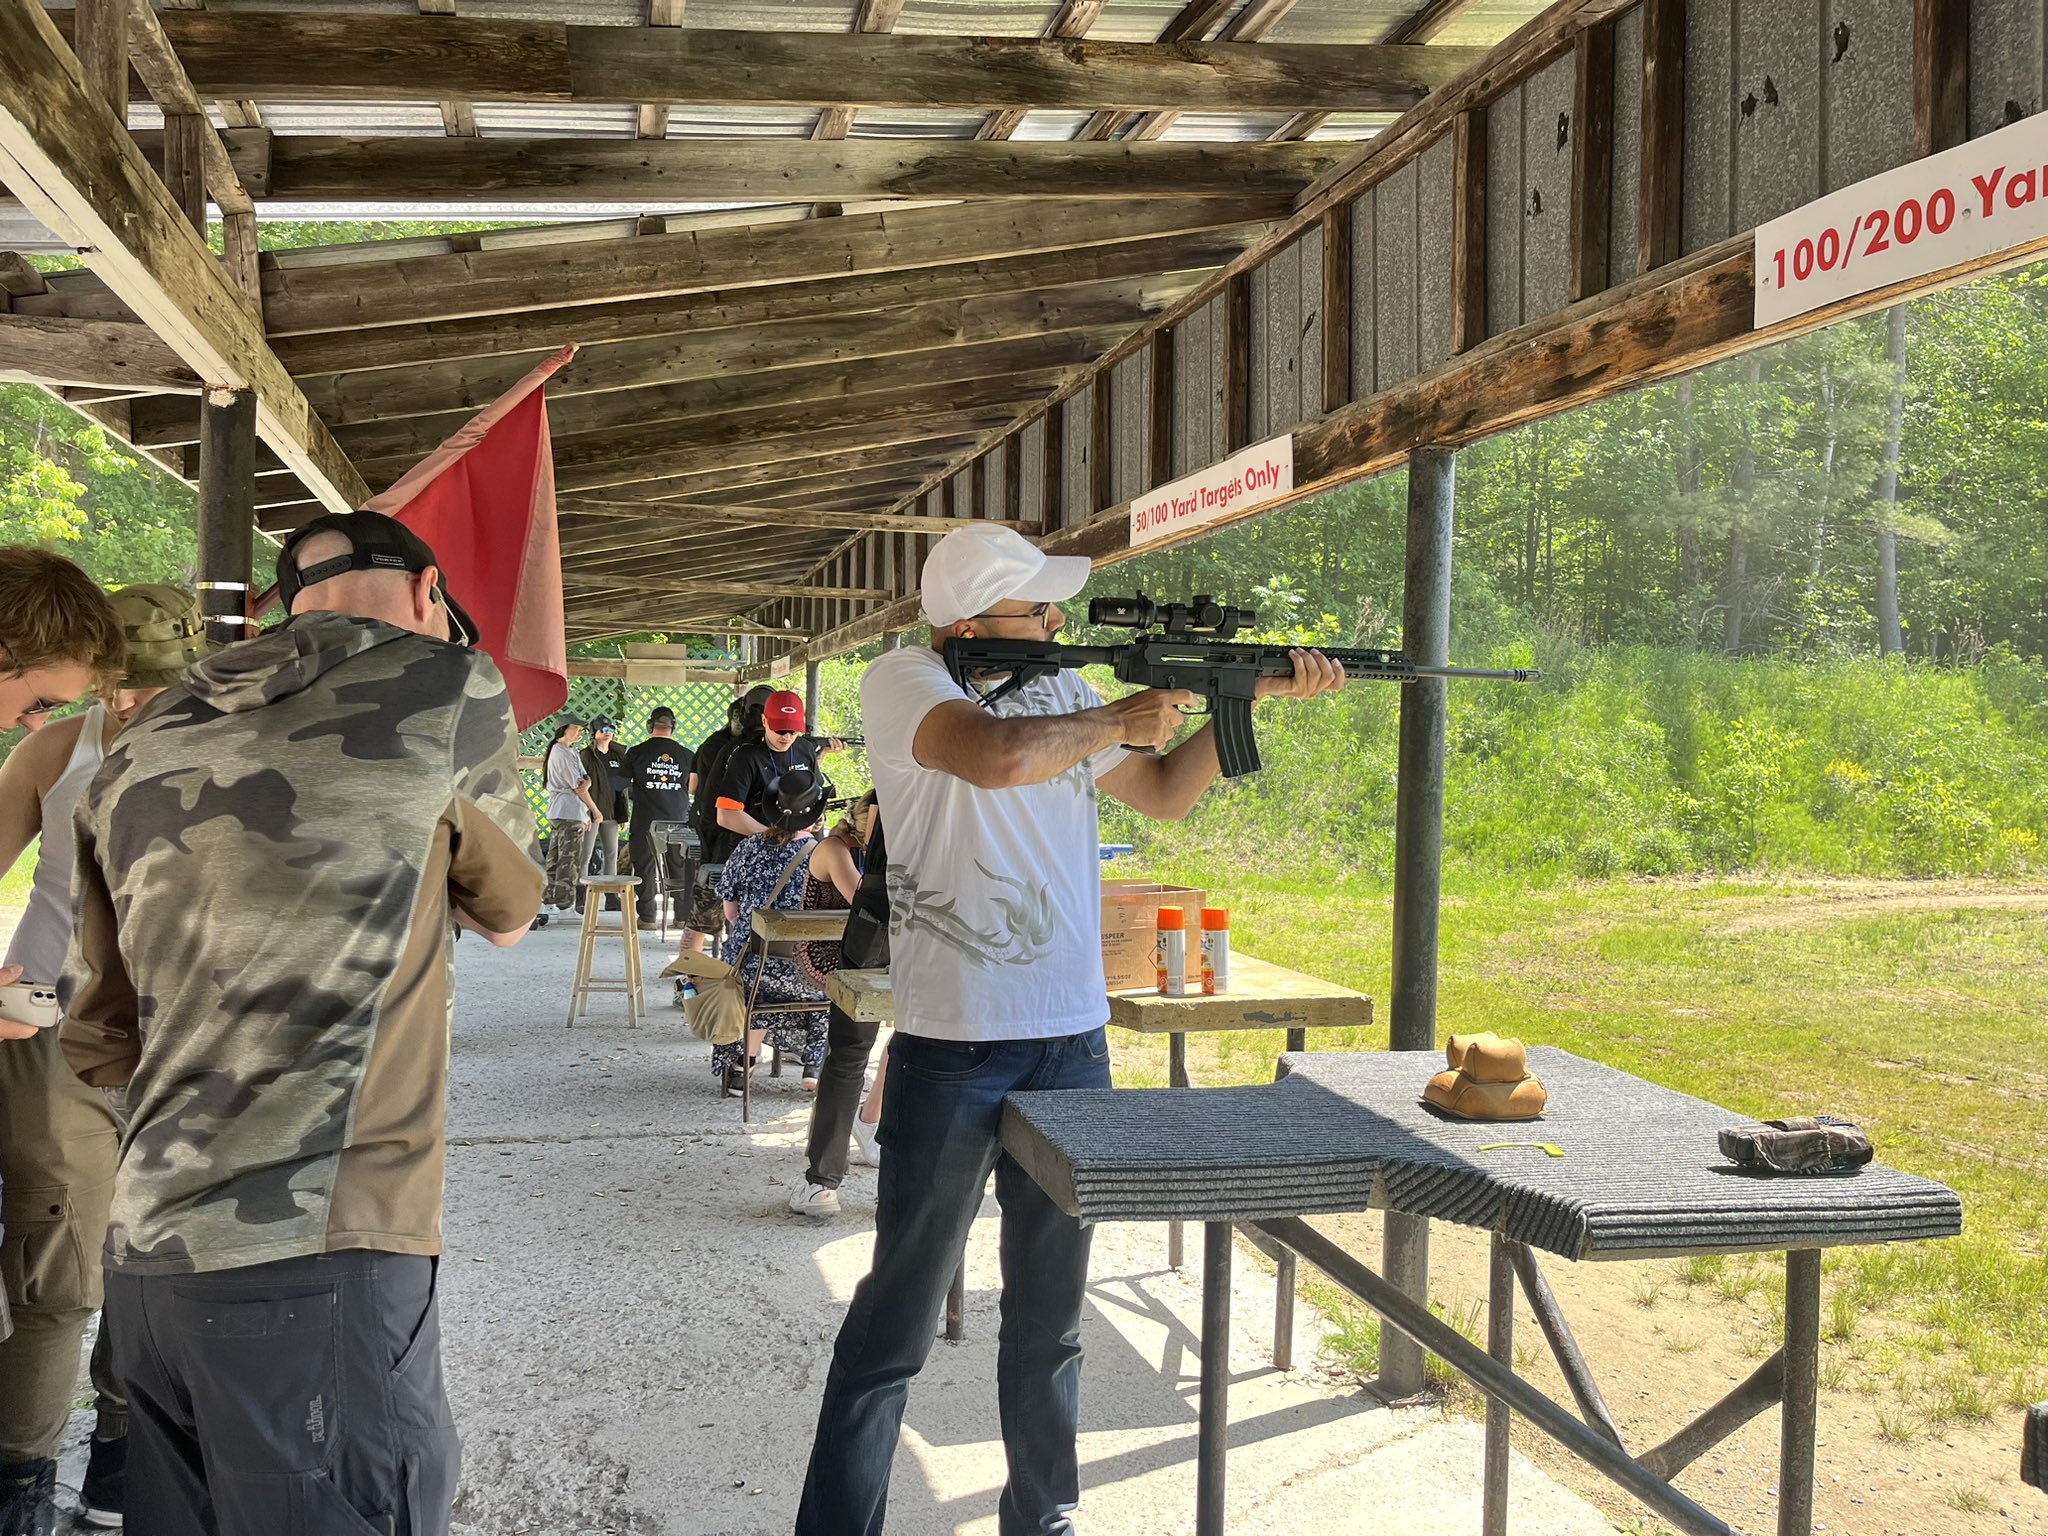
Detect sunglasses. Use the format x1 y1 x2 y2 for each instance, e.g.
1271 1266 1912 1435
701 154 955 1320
972 602 1053 624
0 640 68 719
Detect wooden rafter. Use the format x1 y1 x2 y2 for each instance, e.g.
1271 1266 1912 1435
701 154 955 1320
635 0 686 141
0 0 363 510
296 272 1202 426
0 312 201 391
258 197 1284 335
562 573 888 602
270 230 1258 376
810 0 907 219
66 13 1482 116
250 136 1346 207
560 499 1032 537
977 0 1109 142
1269 0 1479 142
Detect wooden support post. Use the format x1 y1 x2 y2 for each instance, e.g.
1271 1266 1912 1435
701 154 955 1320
1148 329 1174 486
972 453 989 522
72 0 126 116
1089 376 1113 516
197 387 257 646
1637 0 1685 276
1002 433 1023 525
803 659 820 727
1380 442 1455 1399
1222 271 1250 453
1320 203 1351 414
1569 22 1615 304
1913 0 1969 158
163 113 209 235
1450 108 1487 354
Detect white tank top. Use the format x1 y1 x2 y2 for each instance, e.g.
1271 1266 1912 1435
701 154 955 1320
5 703 107 1004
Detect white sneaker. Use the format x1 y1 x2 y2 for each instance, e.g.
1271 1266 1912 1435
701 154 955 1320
849 1116 882 1168
788 1182 840 1217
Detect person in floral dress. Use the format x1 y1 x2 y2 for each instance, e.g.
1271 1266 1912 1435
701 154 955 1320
712 801 829 1091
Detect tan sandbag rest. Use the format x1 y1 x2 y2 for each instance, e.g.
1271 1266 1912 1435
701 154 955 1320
1426 1032 1548 1120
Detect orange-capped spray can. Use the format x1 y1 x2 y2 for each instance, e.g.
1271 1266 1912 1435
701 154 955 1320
1155 906 1188 996
1200 907 1231 995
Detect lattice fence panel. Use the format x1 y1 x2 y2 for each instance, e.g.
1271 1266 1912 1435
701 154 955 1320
518 677 733 832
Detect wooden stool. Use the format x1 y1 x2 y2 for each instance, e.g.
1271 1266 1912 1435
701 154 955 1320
568 874 644 1027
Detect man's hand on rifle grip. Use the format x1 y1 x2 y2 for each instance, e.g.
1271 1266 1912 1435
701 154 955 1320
1104 688 1199 752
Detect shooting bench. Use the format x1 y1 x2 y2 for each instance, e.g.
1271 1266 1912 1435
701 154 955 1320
1001 1047 1963 1536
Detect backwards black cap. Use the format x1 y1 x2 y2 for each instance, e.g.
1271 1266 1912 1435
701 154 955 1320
277 511 479 647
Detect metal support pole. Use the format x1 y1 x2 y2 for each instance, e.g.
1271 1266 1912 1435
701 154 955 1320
1779 1249 1822 1536
196 388 257 647
1272 1248 1296 1371
1484 1233 1515 1536
1382 444 1455 1395
804 658 821 727
1196 1221 1233 1536
1168 1030 1189 1268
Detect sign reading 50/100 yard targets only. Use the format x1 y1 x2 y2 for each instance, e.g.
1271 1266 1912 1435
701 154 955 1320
1755 112 2048 328
1129 434 1293 550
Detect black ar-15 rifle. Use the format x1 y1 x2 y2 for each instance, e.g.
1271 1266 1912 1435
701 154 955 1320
942 594 1539 778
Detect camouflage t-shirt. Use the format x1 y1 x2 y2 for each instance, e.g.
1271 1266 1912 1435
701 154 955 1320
62 612 544 1275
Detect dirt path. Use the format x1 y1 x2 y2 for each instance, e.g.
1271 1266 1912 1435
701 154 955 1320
1309 1211 2044 1536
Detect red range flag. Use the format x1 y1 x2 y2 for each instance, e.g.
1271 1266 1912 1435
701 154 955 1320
361 345 576 728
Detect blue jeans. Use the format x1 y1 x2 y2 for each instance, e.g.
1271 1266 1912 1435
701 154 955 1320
796 1026 1112 1536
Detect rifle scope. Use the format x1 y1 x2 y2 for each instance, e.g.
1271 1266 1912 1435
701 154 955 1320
1088 593 1258 639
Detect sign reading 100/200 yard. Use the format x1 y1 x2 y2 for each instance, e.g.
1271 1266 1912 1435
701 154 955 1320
1755 111 2048 328
1129 434 1294 551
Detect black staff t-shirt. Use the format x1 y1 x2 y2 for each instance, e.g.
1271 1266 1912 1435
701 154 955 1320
716 738 823 831
624 736 694 826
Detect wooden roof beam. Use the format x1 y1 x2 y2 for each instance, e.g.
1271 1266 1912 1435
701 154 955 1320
0 1 363 510
809 0 908 219
258 197 1284 336
0 312 202 391
553 412 1024 493
977 0 1110 142
331 331 1115 463
562 574 888 602
81 13 1484 115
1270 0 1479 142
561 499 1030 537
561 448 987 507
271 231 1256 377
296 272 1201 426
254 136 1345 209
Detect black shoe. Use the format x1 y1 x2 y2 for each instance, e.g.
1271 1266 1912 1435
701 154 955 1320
530 912 550 930
78 1434 125 1529
0 1458 56 1536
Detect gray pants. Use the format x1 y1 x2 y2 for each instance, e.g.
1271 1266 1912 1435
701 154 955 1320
584 820 620 878
106 1250 458 1536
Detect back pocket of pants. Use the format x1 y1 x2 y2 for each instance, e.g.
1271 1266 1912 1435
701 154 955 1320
172 1288 339 1475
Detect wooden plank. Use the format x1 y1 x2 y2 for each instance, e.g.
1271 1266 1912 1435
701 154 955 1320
1223 272 1250 453
0 312 201 390
1110 0 1309 152
1914 0 1969 158
272 231 1254 378
73 0 126 115
978 0 1109 141
296 272 1201 422
257 136 1347 206
554 412 1020 493
1106 954 1372 1035
222 210 262 313
123 0 256 216
564 445 980 506
1637 0 1684 276
1320 204 1352 413
1089 374 1113 516
1043 396 1064 532
1569 21 1615 303
810 0 909 217
123 12 1484 114
161 113 208 235
332 329 1116 463
562 500 1030 537
563 573 888 602
1451 109 1488 353
1147 331 1173 488
0 1 364 511
258 197 1287 335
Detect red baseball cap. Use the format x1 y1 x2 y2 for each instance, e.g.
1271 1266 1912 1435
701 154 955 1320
762 690 805 732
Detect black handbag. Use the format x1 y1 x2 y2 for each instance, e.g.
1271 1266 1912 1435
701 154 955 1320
839 812 890 970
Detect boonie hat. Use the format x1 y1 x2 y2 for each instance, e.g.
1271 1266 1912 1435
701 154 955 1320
920 524 1090 628
276 511 479 646
762 690 805 732
109 584 214 687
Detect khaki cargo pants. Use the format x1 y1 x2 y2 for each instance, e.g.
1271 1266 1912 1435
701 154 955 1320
0 1022 122 1462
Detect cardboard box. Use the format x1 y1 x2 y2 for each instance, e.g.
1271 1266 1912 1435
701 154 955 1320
1100 880 1208 992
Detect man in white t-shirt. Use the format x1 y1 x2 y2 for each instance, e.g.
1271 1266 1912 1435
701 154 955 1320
795 525 1342 1536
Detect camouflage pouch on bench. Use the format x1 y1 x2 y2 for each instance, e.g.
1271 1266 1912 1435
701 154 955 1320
1717 1115 1873 1175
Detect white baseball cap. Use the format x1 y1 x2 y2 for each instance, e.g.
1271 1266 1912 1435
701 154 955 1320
919 524 1091 628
